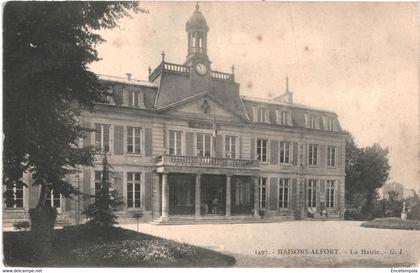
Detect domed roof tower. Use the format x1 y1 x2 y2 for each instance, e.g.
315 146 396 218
185 3 210 65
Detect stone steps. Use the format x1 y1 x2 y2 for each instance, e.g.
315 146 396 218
150 216 271 225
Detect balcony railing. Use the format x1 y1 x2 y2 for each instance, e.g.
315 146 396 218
211 70 234 81
157 154 259 169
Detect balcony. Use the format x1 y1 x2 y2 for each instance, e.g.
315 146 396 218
156 154 259 170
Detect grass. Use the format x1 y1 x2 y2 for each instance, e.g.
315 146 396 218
3 225 236 267
361 217 420 231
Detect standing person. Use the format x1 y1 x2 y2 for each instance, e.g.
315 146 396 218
212 196 219 214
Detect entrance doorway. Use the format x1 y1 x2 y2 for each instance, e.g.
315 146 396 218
231 176 254 215
169 174 195 215
201 175 226 215
307 179 317 213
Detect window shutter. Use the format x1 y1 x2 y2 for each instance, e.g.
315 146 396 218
134 91 139 107
138 91 145 108
322 116 327 130
287 111 293 126
275 110 281 124
82 122 91 147
320 179 326 193
270 140 278 164
337 144 343 168
320 144 326 168
252 106 257 122
292 142 298 166
264 110 270 123
144 172 152 211
269 177 278 211
291 178 297 211
144 128 152 157
250 137 255 160
123 89 129 106
269 110 276 124
238 136 242 159
215 135 223 157
114 171 124 211
185 132 194 156
337 180 343 211
83 170 91 211
114 125 124 155
113 86 123 105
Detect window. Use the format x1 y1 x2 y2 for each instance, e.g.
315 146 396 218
128 90 136 107
127 172 141 208
225 135 237 158
308 144 318 166
234 181 251 206
46 190 61 208
328 118 334 131
258 108 269 123
307 179 317 208
326 180 336 208
197 133 212 157
278 178 289 209
258 178 267 209
279 141 291 164
5 181 23 208
256 139 268 163
327 145 336 167
169 130 182 155
281 111 290 126
95 124 110 153
127 127 141 154
95 171 102 198
309 115 317 129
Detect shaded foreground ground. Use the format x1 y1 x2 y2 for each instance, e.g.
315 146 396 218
3 225 235 267
362 218 420 231
121 220 420 267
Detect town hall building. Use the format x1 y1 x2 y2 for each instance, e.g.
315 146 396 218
4 4 346 226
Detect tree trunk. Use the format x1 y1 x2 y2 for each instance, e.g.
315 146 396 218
29 183 57 260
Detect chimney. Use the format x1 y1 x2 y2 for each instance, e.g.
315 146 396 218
126 73 132 81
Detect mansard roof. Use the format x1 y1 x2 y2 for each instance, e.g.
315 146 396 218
98 73 342 129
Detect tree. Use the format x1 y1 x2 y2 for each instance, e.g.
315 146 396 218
344 132 391 219
83 154 124 231
3 2 140 232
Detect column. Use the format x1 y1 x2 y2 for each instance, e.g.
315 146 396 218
254 176 259 217
195 174 201 218
161 173 169 220
225 175 231 217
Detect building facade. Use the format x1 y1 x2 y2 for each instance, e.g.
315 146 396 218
3 5 346 225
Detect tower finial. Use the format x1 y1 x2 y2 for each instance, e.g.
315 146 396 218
195 2 199 11
161 51 166 62
286 76 289 92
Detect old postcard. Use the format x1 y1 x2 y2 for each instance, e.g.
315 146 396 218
2 1 419 271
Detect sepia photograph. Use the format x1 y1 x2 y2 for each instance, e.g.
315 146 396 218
1 1 419 271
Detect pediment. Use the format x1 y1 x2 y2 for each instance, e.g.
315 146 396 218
162 95 243 121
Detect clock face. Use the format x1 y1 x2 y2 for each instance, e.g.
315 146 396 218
195 63 207 76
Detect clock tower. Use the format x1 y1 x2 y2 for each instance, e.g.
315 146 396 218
185 3 211 86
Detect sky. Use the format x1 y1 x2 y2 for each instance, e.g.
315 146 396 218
89 2 420 191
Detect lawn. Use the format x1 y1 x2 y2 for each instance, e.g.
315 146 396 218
361 217 420 231
3 225 236 267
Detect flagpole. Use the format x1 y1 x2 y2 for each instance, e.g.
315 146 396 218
212 108 217 157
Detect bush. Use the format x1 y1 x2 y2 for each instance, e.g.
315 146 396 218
13 221 30 231
29 206 57 233
71 239 197 265
407 202 420 220
361 217 420 230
